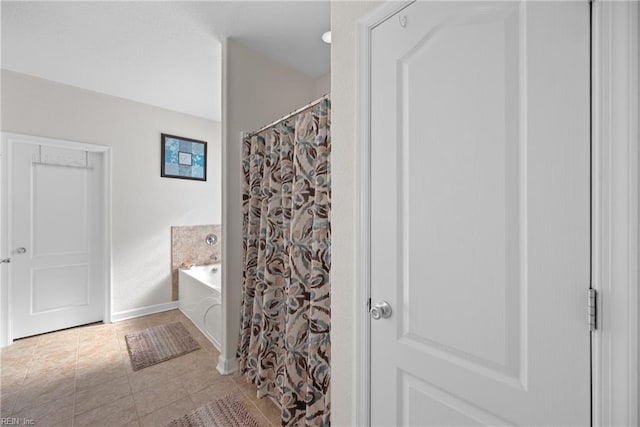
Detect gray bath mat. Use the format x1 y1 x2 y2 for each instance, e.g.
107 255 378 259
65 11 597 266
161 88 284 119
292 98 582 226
166 395 264 427
125 322 200 371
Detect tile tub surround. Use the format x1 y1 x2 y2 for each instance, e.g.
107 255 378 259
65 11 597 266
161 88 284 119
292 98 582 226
171 224 222 300
0 310 280 427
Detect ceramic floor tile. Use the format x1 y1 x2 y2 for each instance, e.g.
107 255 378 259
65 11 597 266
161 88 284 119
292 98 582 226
251 395 282 425
76 350 122 371
178 366 222 394
0 360 31 378
0 392 17 417
181 322 206 339
0 310 262 427
33 348 77 361
76 348 124 367
75 374 132 415
77 322 114 334
115 319 151 333
18 377 76 402
4 336 40 350
138 396 195 427
12 378 75 414
12 392 74 426
74 395 138 427
35 335 78 351
132 377 188 416
145 311 181 325
167 350 214 377
75 362 128 392
122 355 138 375
118 335 129 357
1 346 36 365
1 364 29 392
30 351 77 368
192 336 216 352
268 412 282 427
206 344 221 355
79 337 119 351
188 377 242 408
35 334 78 349
37 328 78 341
122 351 182 377
79 326 118 338
136 355 186 378
232 374 260 399
78 337 120 352
127 368 177 394
230 372 249 385
22 364 76 387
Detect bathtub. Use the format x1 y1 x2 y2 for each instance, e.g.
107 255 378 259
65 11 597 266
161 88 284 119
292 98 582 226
178 264 222 350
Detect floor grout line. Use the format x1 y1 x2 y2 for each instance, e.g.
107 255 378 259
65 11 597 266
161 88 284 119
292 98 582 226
70 327 80 427
8 336 40 417
116 326 143 427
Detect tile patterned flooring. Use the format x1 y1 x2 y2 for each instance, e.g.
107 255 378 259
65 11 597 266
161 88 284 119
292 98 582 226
0 310 281 427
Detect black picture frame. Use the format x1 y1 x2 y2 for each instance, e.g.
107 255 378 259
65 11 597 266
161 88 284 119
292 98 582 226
160 133 207 181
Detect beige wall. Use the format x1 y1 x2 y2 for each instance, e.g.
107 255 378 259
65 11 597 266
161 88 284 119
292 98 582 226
220 39 317 371
330 1 380 425
1 69 221 315
315 72 331 98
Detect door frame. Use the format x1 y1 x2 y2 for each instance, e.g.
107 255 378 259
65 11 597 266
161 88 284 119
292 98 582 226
0 132 112 347
354 1 639 425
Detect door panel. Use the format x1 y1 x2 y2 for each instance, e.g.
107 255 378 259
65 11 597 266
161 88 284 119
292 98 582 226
370 1 590 425
11 140 105 339
33 164 89 255
32 264 89 312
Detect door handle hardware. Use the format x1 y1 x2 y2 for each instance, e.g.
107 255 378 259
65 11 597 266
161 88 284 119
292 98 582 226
370 300 392 320
0 258 10 264
15 247 27 254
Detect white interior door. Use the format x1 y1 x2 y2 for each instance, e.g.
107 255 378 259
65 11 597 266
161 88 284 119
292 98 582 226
370 1 591 425
9 137 106 339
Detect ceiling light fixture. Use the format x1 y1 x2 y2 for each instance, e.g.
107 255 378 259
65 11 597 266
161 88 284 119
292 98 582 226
322 31 331 44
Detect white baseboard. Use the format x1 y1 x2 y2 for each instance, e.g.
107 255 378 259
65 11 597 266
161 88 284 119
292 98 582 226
216 354 238 375
111 301 178 322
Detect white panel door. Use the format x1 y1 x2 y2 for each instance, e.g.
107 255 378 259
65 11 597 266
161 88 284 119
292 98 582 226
10 139 105 339
370 1 590 425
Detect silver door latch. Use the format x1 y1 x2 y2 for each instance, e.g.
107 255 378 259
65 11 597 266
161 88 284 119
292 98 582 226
370 300 392 320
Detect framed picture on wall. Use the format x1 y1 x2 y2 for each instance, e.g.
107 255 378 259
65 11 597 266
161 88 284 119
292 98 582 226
161 133 207 181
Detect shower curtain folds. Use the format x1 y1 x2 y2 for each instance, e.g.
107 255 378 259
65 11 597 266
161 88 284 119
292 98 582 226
238 98 331 427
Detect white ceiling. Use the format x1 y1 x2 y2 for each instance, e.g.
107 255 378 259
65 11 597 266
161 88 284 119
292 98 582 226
1 1 331 121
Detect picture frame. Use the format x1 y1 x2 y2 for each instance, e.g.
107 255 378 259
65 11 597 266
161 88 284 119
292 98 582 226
161 133 207 181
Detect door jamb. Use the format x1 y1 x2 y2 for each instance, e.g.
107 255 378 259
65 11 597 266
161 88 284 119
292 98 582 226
591 1 639 425
0 132 112 347
355 2 414 425
354 0 639 425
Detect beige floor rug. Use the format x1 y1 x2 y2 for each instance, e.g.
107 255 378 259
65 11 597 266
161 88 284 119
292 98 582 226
125 322 200 371
166 395 264 427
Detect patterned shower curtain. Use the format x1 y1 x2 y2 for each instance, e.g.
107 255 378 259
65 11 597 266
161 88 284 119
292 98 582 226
238 98 331 426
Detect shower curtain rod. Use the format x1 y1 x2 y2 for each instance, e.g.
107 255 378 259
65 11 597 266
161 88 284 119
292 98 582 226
245 94 330 138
